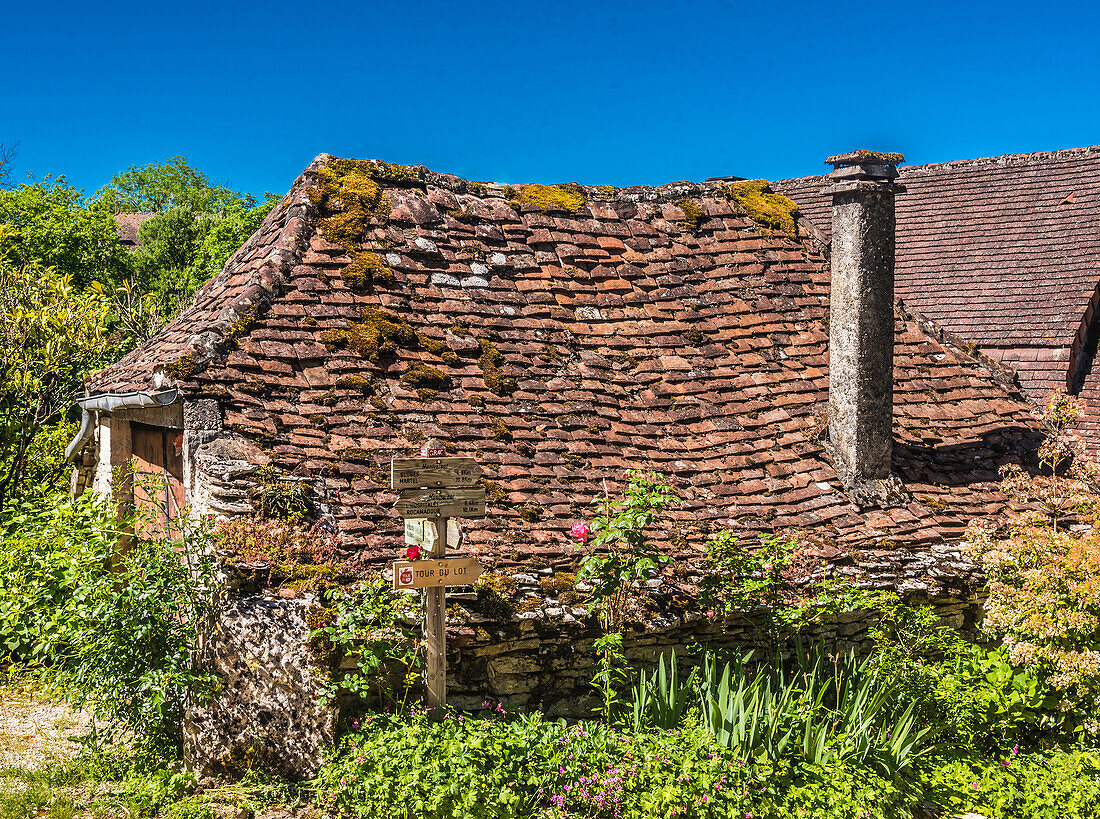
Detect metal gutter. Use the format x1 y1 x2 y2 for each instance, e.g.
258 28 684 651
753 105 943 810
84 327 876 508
64 389 180 462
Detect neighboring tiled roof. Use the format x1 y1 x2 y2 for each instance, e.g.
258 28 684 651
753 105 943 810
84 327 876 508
774 146 1100 399
87 155 1043 579
112 212 157 248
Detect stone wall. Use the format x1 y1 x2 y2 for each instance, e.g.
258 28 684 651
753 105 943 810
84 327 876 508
190 542 984 779
183 398 268 519
445 593 982 715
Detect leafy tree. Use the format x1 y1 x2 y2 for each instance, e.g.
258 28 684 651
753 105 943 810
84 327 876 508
0 226 111 505
966 391 1100 736
0 177 127 289
94 158 276 343
0 142 16 189
95 155 249 213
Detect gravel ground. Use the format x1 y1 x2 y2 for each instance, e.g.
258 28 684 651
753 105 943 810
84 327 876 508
0 684 92 770
0 685 320 817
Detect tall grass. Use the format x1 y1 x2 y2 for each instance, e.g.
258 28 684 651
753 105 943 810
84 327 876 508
630 647 934 775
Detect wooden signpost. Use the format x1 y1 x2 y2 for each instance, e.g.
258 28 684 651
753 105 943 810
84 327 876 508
391 440 486 708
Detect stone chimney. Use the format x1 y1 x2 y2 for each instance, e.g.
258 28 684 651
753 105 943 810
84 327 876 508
823 150 907 507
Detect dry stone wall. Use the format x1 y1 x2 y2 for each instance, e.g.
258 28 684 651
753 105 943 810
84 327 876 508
189 541 985 779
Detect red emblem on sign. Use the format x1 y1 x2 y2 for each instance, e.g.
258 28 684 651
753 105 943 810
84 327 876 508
420 438 445 457
399 567 414 586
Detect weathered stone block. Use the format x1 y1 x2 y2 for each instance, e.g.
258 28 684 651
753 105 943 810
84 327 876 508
184 596 334 781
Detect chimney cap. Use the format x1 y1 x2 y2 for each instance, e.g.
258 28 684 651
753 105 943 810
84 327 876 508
825 150 905 169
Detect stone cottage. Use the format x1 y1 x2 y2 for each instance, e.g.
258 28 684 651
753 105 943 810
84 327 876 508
774 145 1100 450
68 151 1046 776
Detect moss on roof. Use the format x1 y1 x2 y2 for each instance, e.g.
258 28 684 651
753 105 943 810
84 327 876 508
721 180 799 238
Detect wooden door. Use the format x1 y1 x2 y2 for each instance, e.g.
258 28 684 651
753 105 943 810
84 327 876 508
131 423 185 537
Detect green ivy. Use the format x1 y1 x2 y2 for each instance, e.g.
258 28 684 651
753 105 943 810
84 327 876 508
311 578 422 711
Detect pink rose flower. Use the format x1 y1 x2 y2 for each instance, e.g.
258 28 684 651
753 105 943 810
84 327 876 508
571 522 591 541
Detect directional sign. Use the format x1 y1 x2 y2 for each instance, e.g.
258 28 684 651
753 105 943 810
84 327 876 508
391 457 482 490
404 518 463 549
395 488 486 519
390 444 482 711
404 518 436 548
392 557 485 590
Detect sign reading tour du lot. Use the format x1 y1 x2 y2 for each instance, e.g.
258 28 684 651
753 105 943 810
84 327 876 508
392 557 485 589
391 441 487 708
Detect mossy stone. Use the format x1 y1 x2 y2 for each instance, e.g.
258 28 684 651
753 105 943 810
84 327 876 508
335 374 375 393
490 417 513 442
399 363 451 392
342 252 394 289
478 339 517 396
676 199 703 232
164 355 197 380
511 184 586 214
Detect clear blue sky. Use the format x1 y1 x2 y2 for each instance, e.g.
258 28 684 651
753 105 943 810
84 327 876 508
3 0 1098 199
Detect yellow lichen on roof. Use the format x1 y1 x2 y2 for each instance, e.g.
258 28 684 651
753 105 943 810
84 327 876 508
511 184 586 214
308 158 392 258
721 180 799 237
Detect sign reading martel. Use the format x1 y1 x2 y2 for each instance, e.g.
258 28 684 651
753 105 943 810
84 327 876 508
391 457 481 490
391 438 486 709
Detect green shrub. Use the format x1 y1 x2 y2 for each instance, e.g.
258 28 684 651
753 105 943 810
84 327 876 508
0 485 222 752
318 712 556 818
164 797 214 819
55 507 221 751
310 578 422 710
920 750 1100 818
319 711 920 819
0 490 125 663
868 602 1066 749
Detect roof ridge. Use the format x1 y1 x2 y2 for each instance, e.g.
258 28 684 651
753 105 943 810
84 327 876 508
159 160 323 386
315 154 801 208
895 300 1034 404
774 144 1100 188
900 144 1100 177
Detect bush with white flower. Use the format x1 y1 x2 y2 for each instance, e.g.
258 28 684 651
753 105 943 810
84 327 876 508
966 391 1100 735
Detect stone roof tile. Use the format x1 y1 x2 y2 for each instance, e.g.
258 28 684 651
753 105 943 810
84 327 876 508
774 145 1100 399
86 155 1045 577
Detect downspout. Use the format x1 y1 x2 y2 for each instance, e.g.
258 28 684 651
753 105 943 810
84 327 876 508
64 389 180 461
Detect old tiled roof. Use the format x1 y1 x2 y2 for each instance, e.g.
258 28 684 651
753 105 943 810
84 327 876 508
87 155 1043 581
112 212 157 249
773 145 1100 400
89 177 314 394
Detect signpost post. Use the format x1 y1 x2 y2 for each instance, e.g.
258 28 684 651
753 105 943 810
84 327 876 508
392 440 485 709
